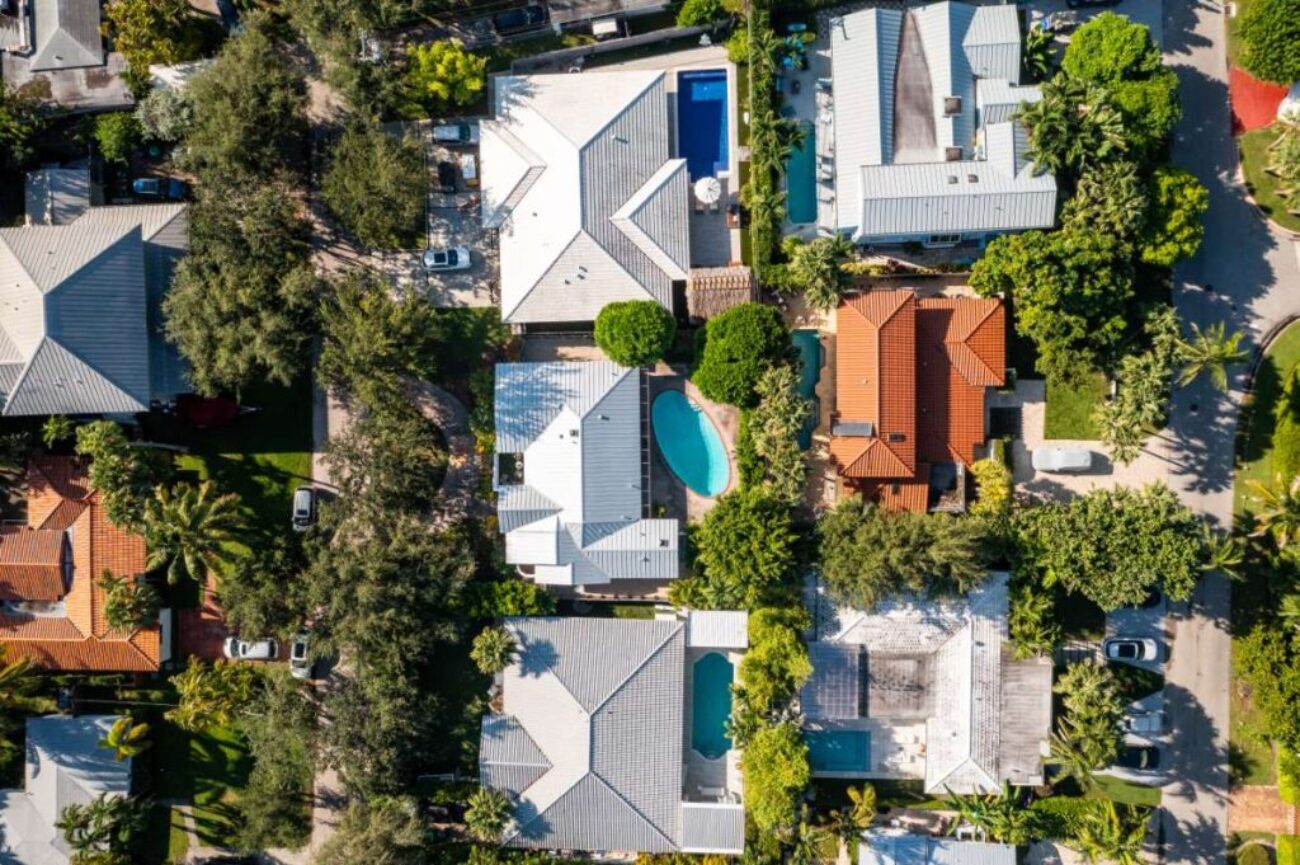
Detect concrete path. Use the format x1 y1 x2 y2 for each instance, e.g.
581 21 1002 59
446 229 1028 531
1159 0 1300 862
1227 786 1298 835
408 379 488 526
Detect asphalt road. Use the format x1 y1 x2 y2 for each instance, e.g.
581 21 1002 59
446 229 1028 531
1160 0 1300 862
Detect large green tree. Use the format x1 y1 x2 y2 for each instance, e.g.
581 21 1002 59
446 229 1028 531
0 84 46 170
1235 626 1300 751
818 497 988 610
1141 166 1209 267
692 302 790 407
741 722 812 833
237 672 316 851
971 229 1132 382
314 796 426 865
593 300 677 368
143 481 244 585
55 794 149 862
103 0 201 87
1017 77 1128 178
322 123 426 250
1015 483 1206 610
688 489 798 609
99 572 160 632
74 421 170 530
1073 801 1152 865
784 235 855 312
322 406 449 524
1061 161 1149 243
1237 0 1300 85
180 13 307 182
218 537 310 641
403 40 486 112
735 607 812 724
165 658 260 732
164 180 321 394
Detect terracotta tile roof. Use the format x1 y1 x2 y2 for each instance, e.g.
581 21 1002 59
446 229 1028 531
831 290 1006 512
0 527 66 601
1 457 160 672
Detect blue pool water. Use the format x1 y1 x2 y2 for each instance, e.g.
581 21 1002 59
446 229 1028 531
786 121 816 224
677 69 730 180
806 730 870 773
692 652 734 759
652 390 729 497
792 329 821 449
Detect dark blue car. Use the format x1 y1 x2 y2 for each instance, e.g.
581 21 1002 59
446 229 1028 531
132 176 188 200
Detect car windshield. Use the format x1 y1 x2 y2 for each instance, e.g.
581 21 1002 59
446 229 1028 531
446 249 459 265
292 643 307 660
1115 643 1137 658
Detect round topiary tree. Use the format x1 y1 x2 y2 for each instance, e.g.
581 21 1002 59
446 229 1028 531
593 300 677 368
691 302 789 408
1236 843 1273 865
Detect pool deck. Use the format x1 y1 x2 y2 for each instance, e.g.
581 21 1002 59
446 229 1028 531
805 718 928 781
647 367 739 524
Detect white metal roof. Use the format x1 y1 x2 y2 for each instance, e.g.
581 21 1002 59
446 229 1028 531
30 0 103 71
481 72 689 324
860 833 1017 865
686 610 749 649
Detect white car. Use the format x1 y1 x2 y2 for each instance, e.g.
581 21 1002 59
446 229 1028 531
423 246 471 272
289 633 312 680
223 636 279 661
1104 637 1160 663
1124 711 1165 735
1032 446 1093 473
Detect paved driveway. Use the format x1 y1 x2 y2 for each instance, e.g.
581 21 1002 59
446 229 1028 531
1158 0 1300 862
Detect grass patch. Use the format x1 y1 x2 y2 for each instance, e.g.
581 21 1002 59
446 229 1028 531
869 779 948 810
1044 373 1108 440
1088 773 1162 807
1240 126 1300 234
137 804 189 864
152 721 253 850
1280 835 1300 865
1227 0 1254 68
1235 318 1300 512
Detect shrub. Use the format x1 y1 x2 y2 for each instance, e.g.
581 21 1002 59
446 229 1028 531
692 489 798 609
969 457 1012 517
593 300 677 367
676 0 725 26
1141 166 1209 268
735 607 811 724
740 722 810 832
1238 844 1273 865
1281 749 1300 806
1238 0 1300 85
692 303 789 407
135 87 193 143
404 39 486 111
1275 369 1300 482
94 112 140 164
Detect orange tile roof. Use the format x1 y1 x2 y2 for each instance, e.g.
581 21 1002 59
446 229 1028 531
0 528 66 601
0 457 160 672
831 290 1006 513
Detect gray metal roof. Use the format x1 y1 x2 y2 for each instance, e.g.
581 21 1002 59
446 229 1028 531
481 73 689 324
30 0 103 71
546 0 664 25
24 167 91 226
831 1 1056 238
679 803 745 854
494 362 679 585
480 714 552 798
485 618 687 853
860 834 1017 865
0 204 187 416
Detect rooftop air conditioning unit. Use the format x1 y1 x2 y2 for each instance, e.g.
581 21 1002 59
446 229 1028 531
944 147 963 162
943 96 961 115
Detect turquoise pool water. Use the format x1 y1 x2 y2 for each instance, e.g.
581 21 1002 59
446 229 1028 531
792 329 821 449
786 121 816 224
806 729 870 773
652 390 729 497
692 652 734 758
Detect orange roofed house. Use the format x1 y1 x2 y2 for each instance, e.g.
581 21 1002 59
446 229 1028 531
0 457 168 671
830 290 1006 513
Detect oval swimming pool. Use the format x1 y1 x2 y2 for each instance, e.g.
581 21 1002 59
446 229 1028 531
652 390 729 497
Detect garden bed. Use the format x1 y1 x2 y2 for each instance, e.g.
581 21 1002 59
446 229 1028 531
1239 125 1300 234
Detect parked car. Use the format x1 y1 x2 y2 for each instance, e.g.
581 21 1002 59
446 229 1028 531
289 633 312 680
459 152 478 187
291 485 316 532
492 3 547 34
1103 745 1163 785
1124 711 1165 735
1031 446 1093 473
1104 637 1160 663
432 123 479 144
436 160 457 193
132 176 188 200
423 246 471 272
223 637 279 661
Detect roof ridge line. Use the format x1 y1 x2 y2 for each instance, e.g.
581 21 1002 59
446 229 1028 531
589 620 682 715
588 768 679 851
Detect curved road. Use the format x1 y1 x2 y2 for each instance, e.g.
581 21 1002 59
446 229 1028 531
1161 0 1300 862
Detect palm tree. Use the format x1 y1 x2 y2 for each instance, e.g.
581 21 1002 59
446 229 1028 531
1280 593 1300 630
55 794 150 859
1247 474 1300 550
98 717 151 762
1073 800 1152 865
790 236 855 311
1047 716 1118 792
824 784 877 851
143 481 243 584
1177 321 1248 391
0 648 55 768
465 786 511 842
1022 25 1055 82
1267 112 1300 210
944 784 1036 845
790 808 831 865
470 626 516 676
1094 399 1145 466
1200 524 1245 579
99 571 160 631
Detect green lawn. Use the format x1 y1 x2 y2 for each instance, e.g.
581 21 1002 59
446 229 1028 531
1227 0 1254 68
1240 126 1300 235
1280 834 1300 865
153 721 253 850
1044 373 1108 440
1088 773 1162 807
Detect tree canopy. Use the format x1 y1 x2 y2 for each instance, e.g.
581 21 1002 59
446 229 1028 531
403 40 487 112
593 300 677 368
1140 166 1209 267
322 123 426 250
688 489 798 610
742 364 809 506
103 0 203 89
1237 0 1300 85
0 84 45 170
1015 483 1206 610
314 796 425 865
818 497 989 610
218 537 310 641
692 302 790 407
741 722 811 833
971 229 1132 382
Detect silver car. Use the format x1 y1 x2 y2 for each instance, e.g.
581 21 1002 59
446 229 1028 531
423 246 471 272
223 636 279 661
1104 637 1160 663
289 633 312 680
1031 446 1093 473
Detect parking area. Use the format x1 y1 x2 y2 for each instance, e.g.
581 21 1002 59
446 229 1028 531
1024 0 1163 48
424 123 498 308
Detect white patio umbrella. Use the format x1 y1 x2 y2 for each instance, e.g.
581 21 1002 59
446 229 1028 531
694 175 722 205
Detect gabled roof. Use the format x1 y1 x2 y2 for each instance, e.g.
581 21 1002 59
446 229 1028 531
0 457 161 672
860 833 1017 865
481 72 689 324
0 204 186 417
482 618 686 852
0 715 131 865
0 527 66 602
30 0 104 72
831 291 1005 506
25 166 92 226
494 362 678 586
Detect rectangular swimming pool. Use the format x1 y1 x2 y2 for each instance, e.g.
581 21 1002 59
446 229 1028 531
792 329 821 449
806 729 870 773
692 652 735 759
785 121 816 224
677 69 730 180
